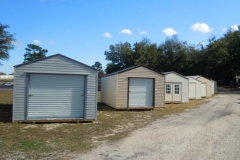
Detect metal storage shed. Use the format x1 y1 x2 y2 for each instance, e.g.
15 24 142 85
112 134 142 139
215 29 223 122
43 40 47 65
185 76 201 99
191 76 212 97
162 72 189 103
210 79 217 94
101 66 165 109
13 54 98 122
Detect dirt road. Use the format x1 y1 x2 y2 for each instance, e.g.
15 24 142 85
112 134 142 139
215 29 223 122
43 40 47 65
77 90 240 160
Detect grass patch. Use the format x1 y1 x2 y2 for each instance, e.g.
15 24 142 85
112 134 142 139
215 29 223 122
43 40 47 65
0 90 209 159
0 79 13 84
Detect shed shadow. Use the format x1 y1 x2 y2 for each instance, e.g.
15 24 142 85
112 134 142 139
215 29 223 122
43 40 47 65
97 103 153 112
0 104 12 123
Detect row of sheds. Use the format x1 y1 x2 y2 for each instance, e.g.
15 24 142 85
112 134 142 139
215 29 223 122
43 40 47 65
101 66 217 109
12 54 217 123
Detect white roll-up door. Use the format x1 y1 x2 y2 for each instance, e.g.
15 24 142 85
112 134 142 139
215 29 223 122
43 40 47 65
128 78 153 108
28 74 85 120
189 83 196 99
201 83 207 97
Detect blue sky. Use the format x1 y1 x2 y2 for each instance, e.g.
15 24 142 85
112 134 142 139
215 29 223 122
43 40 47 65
0 0 239 74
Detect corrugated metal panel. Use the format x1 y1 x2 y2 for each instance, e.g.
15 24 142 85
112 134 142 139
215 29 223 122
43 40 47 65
116 66 165 109
101 74 117 108
28 74 84 120
129 78 153 108
165 73 189 103
197 77 211 97
13 55 97 121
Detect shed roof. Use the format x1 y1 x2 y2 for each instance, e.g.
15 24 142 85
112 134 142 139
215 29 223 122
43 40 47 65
103 65 164 77
185 76 202 82
14 54 97 71
162 71 188 80
188 75 211 81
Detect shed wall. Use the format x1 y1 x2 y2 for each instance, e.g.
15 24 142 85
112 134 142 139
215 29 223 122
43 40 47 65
165 73 189 103
197 77 212 97
101 75 117 108
116 67 165 109
13 55 97 121
188 77 201 99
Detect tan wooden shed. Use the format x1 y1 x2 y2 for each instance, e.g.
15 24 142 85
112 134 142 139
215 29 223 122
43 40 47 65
191 76 212 97
101 66 165 109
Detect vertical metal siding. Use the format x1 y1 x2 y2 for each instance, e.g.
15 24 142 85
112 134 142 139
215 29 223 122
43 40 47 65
165 73 189 103
117 67 165 109
13 55 97 121
101 74 117 108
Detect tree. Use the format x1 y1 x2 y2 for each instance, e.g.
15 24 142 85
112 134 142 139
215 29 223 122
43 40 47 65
23 44 48 63
104 42 133 74
92 61 104 78
0 23 16 65
0 72 6 75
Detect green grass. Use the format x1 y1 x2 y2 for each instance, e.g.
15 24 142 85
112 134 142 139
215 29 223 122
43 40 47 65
0 90 209 159
0 79 13 84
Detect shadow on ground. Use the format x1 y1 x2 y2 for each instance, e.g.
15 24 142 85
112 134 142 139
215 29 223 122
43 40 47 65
0 104 12 123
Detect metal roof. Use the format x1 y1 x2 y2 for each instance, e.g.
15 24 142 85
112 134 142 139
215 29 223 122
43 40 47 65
162 71 189 80
103 65 164 77
14 54 97 71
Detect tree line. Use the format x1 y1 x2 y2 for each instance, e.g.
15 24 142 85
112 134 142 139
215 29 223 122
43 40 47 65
1 22 240 82
104 27 240 81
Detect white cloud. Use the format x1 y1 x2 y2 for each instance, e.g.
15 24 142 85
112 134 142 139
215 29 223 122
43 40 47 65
102 32 112 38
33 40 41 44
11 41 21 46
119 29 132 35
191 23 212 33
231 24 239 31
162 28 177 36
222 28 227 32
138 28 147 34
50 40 55 45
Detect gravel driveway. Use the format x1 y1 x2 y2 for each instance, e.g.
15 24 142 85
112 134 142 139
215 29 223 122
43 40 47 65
77 89 240 160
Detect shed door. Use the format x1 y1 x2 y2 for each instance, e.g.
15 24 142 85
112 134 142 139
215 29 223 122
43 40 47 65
201 83 207 97
189 83 196 99
128 78 153 108
173 84 181 102
165 83 173 102
28 74 85 120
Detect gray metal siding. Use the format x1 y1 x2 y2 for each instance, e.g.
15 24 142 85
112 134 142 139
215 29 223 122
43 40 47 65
13 55 97 121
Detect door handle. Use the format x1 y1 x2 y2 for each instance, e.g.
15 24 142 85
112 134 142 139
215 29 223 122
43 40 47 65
80 95 84 96
29 94 33 97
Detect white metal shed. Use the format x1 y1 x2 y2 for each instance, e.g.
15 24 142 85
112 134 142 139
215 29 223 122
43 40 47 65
185 76 201 99
101 66 165 109
13 54 98 122
162 72 189 103
210 79 217 94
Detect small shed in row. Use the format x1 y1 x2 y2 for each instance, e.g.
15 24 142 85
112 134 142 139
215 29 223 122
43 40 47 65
13 54 98 122
191 76 212 97
186 76 201 99
162 72 189 103
210 79 217 94
101 66 165 109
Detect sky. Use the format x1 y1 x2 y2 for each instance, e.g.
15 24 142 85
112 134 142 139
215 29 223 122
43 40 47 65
0 0 239 74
